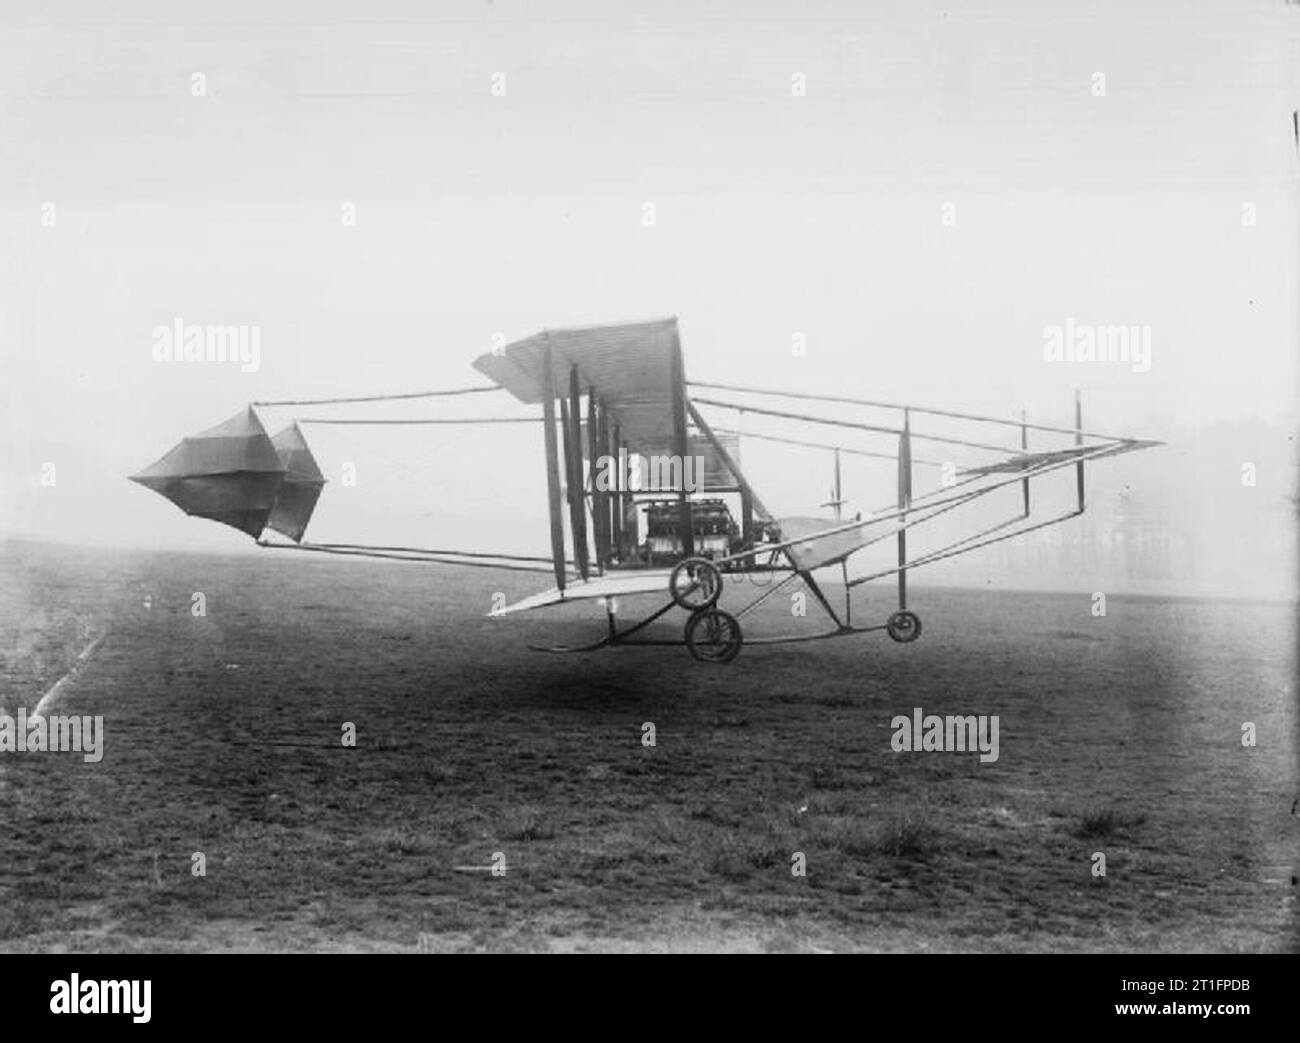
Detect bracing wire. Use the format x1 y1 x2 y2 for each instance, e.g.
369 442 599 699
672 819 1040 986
254 386 502 407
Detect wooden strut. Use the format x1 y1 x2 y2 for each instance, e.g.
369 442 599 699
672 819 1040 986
590 391 611 570
737 407 754 545
833 445 846 621
833 447 843 520
669 335 694 558
898 408 911 612
1021 409 1030 518
541 342 567 592
1075 390 1085 513
586 389 598 569
563 366 590 581
611 424 624 561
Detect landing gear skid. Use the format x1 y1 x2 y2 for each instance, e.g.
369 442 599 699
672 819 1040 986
531 608 924 661
529 562 924 662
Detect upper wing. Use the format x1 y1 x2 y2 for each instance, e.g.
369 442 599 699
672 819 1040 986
471 318 682 457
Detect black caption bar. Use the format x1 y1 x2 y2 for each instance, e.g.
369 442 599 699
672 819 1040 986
0 953 1294 1030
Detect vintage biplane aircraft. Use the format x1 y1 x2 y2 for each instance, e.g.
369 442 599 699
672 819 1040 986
131 317 1160 663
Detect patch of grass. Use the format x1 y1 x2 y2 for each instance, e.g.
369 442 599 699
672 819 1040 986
1072 807 1144 840
819 817 877 858
501 806 555 842
805 791 857 815
817 810 938 860
374 824 432 855
645 807 698 846
416 902 477 935
687 802 745 828
0 898 49 940
810 765 850 790
706 831 789 881
878 813 934 858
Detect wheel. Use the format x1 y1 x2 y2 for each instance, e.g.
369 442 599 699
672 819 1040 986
685 608 743 663
669 557 722 610
886 610 922 643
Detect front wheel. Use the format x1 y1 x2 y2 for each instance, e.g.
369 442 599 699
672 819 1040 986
886 610 922 643
685 608 743 663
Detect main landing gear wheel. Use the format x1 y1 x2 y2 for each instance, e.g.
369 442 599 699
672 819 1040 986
685 608 743 663
670 557 722 611
886 610 922 643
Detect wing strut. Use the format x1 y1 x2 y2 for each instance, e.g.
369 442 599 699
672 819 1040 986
611 423 625 560
588 387 611 571
1074 390 1086 513
561 368 590 581
897 408 912 611
541 342 567 592
1021 410 1031 518
570 368 591 578
669 333 694 558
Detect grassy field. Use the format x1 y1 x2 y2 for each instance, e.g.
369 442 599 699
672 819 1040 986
0 539 1295 952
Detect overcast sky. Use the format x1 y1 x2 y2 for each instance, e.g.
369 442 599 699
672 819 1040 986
2 0 1296 599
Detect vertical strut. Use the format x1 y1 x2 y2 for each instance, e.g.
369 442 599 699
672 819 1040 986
669 333 694 559
1020 409 1030 518
739 407 754 546
611 424 624 561
833 447 843 521
600 398 614 567
565 366 590 580
1074 390 1085 513
540 344 566 592
897 408 912 611
588 387 609 572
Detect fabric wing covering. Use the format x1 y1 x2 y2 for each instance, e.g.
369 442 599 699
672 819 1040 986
130 407 324 542
266 422 326 542
778 516 879 572
470 318 681 454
